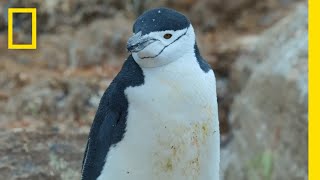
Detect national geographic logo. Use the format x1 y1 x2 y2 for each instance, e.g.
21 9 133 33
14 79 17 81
7 8 37 50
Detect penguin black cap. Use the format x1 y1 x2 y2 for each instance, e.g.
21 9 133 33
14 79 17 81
133 8 191 36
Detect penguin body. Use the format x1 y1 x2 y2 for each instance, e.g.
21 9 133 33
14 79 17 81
82 8 220 180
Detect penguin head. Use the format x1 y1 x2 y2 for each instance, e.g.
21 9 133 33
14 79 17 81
127 8 196 68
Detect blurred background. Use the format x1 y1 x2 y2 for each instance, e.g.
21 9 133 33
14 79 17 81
0 0 307 179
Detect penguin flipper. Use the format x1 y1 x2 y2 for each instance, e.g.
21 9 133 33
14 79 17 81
81 108 120 180
81 55 144 180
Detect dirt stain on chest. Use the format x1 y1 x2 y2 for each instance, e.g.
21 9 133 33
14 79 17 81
152 118 215 179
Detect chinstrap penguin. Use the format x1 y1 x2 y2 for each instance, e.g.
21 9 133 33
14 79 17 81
81 7 220 180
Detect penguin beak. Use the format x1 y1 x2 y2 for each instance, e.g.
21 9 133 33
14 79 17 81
127 31 157 53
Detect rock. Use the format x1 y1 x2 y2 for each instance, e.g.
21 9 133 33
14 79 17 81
68 14 132 68
0 130 86 180
222 3 308 180
6 14 132 69
6 78 97 123
0 2 6 31
216 77 233 136
3 0 122 32
230 1 307 91
189 1 219 32
36 32 73 70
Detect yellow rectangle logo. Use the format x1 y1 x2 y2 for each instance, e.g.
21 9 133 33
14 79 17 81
8 8 37 49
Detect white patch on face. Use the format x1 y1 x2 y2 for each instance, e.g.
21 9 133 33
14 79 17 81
97 53 220 180
132 25 196 68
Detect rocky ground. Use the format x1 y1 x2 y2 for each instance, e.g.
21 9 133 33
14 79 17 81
0 0 307 179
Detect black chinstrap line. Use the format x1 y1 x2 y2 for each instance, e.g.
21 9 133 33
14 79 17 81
140 27 189 59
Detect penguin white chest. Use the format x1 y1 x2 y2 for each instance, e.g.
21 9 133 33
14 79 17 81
98 57 219 180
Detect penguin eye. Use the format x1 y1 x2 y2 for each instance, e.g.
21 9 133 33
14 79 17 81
163 33 172 39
